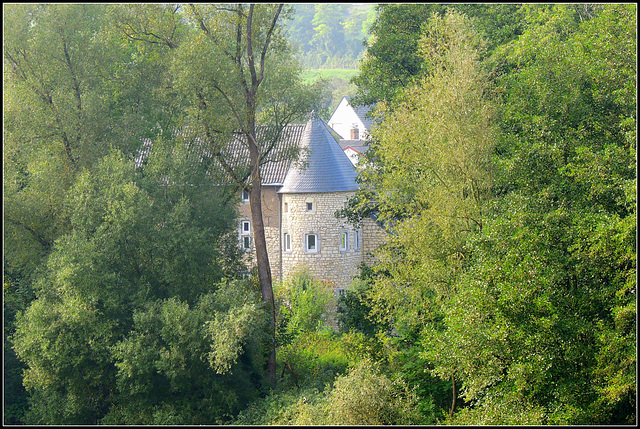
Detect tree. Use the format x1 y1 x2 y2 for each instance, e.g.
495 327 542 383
351 4 523 108
341 10 497 419
12 146 245 424
172 3 324 386
3 4 178 422
421 4 636 424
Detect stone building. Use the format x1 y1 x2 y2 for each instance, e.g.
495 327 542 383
136 112 387 293
238 113 387 293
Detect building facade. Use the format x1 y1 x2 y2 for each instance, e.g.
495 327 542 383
239 113 387 292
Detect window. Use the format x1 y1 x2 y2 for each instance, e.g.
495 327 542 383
284 202 289 213
339 231 349 252
239 220 251 251
283 232 291 252
241 189 250 202
305 198 316 213
354 229 360 252
304 233 319 253
336 288 346 297
242 235 251 250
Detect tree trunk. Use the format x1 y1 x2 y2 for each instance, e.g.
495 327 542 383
450 374 457 418
247 133 277 388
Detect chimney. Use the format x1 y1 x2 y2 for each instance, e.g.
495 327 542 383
350 125 359 140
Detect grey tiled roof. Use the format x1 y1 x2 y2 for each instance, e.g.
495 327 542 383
135 125 306 186
338 139 369 154
135 115 358 193
216 124 306 185
278 114 359 194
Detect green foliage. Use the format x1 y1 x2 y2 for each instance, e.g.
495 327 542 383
353 9 496 335
424 4 636 425
11 149 252 424
336 277 385 336
295 359 425 425
284 4 374 69
276 269 335 338
346 3 636 426
351 3 523 107
106 286 265 425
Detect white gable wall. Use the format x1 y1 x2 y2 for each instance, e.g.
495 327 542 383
343 147 361 166
328 97 368 140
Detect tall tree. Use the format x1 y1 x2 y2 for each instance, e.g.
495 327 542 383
351 3 523 108
342 10 497 416
3 4 178 422
421 4 636 424
173 3 324 386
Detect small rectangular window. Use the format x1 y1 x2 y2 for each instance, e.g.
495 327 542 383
239 220 251 251
284 202 289 213
305 233 318 253
354 229 360 251
306 202 313 212
340 231 349 252
283 232 291 252
241 189 250 201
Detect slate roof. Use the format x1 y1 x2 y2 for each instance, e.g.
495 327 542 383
338 139 369 155
135 115 358 193
278 114 359 194
135 124 306 186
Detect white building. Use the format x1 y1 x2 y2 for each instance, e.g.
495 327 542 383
327 96 376 166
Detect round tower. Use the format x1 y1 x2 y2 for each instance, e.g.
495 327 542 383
278 113 365 290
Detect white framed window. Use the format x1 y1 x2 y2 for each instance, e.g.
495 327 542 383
239 220 251 251
304 233 319 254
336 288 346 297
339 231 349 252
241 235 252 250
354 229 361 252
241 189 250 202
283 232 291 252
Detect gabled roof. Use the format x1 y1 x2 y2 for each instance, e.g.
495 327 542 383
346 96 375 132
278 114 359 194
135 114 359 194
338 139 369 155
135 125 306 186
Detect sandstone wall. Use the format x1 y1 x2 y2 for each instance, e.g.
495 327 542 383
237 188 388 290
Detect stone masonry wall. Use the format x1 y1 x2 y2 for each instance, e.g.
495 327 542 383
238 186 282 282
238 188 388 289
282 191 364 290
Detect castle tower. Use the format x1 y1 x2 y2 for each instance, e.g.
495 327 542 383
278 113 365 291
